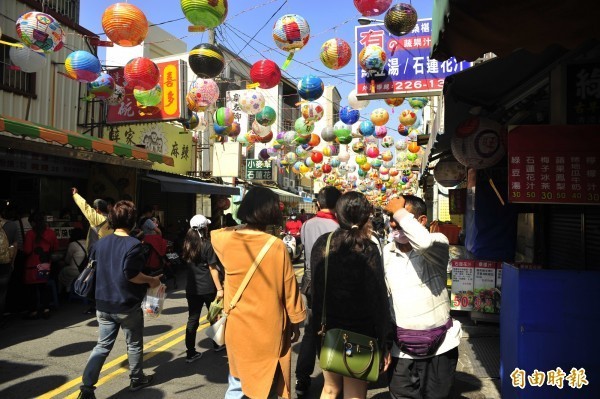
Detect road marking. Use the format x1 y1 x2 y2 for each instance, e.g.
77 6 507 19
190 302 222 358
38 316 207 399
295 268 304 278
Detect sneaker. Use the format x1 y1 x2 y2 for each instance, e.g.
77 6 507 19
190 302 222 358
186 351 203 363
213 345 226 352
295 378 311 397
76 390 96 399
129 374 154 392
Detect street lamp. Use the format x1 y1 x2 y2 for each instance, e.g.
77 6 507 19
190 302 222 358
357 18 384 25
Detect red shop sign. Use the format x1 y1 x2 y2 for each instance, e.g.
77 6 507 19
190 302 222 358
507 125 600 205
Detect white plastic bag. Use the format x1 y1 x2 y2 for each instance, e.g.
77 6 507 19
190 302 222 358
205 313 227 346
142 283 167 318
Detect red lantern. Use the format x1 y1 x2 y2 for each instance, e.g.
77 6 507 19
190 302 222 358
124 57 160 90
311 151 324 164
250 59 281 89
322 164 333 174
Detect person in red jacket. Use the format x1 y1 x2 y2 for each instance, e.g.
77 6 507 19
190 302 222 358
285 213 303 244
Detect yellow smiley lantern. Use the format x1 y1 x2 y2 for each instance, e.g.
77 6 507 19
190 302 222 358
370 108 389 126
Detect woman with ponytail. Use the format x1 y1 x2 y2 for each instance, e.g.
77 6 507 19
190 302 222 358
182 214 223 363
311 191 391 399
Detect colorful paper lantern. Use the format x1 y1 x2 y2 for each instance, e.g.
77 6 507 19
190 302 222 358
354 0 392 16
399 109 417 126
339 106 360 125
451 117 505 170
294 117 315 136
181 0 228 29
385 97 404 108
320 38 352 70
311 151 324 164
214 107 234 127
124 57 160 90
384 3 418 37
352 141 365 153
407 141 421 153
87 73 115 100
239 90 265 115
250 59 281 89
64 51 101 83
434 158 466 187
187 78 220 110
398 123 409 136
338 150 351 163
370 108 389 126
107 85 126 106
252 120 272 137
16 12 64 53
301 102 324 123
182 113 200 130
323 145 338 157
395 139 407 151
9 46 47 73
333 121 353 145
407 97 429 109
381 136 394 148
228 122 241 138
297 75 324 101
381 149 394 161
189 43 224 78
214 123 231 136
308 133 321 148
321 126 336 142
102 3 148 47
133 84 162 107
375 125 388 138
348 89 370 110
359 45 386 74
366 145 380 159
272 14 310 52
254 105 276 126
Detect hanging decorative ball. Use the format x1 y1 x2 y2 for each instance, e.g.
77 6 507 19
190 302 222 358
189 43 224 78
272 14 310 52
407 97 429 109
256 130 273 143
283 131 297 145
352 141 365 153
360 163 372 172
333 121 353 145
366 145 380 159
338 150 351 163
214 123 232 136
406 152 419 162
308 133 321 148
323 144 338 157
124 57 160 90
359 45 387 74
348 89 370 110
382 150 394 161
187 78 219 110
370 108 389 126
395 139 407 151
257 148 270 162
239 90 265 115
252 120 272 137
320 38 352 70
250 59 281 89
301 102 324 123
102 3 148 47
364 135 378 146
339 106 360 125
451 117 505 169
370 158 383 169
64 51 101 83
398 123 409 136
292 161 303 174
321 127 336 143
358 120 375 137
384 3 418 37
182 113 200 130
297 75 324 101
375 125 388 139
399 109 417 126
434 158 467 187
134 84 162 107
407 141 421 154
255 105 277 126
354 0 392 16
107 85 126 106
16 12 64 52
330 156 341 168
322 164 333 174
299 163 310 174
214 107 234 127
284 152 298 165
87 73 115 100
181 0 228 30
385 97 404 108
236 134 249 147
311 151 324 164
356 154 368 166
9 46 47 73
381 136 394 148
228 122 241 138
296 146 309 158
294 117 315 137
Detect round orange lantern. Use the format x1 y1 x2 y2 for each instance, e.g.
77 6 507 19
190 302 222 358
407 141 420 153
102 3 148 47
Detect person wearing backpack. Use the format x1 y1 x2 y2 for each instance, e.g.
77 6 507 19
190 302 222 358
0 203 19 320
58 228 87 295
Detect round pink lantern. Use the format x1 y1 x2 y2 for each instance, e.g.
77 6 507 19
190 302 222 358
354 0 393 16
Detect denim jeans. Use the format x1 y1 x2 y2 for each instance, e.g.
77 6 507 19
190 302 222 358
225 373 278 399
80 307 144 392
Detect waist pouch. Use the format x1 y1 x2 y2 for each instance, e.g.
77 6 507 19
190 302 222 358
395 318 453 357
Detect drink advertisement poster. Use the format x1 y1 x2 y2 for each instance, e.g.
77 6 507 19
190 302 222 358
473 261 501 313
450 260 475 311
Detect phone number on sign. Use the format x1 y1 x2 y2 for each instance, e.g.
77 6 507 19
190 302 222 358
393 79 445 91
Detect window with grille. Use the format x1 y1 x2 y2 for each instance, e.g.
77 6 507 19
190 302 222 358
0 37 37 98
282 119 294 131
44 0 80 24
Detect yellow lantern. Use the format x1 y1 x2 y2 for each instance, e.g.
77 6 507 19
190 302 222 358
370 108 389 126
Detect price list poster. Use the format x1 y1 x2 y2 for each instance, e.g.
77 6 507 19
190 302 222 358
507 125 600 205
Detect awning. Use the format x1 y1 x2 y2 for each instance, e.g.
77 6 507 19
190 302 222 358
0 114 174 169
147 172 240 196
431 0 600 61
269 187 302 200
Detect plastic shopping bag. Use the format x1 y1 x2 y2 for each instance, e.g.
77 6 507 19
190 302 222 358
142 283 167 318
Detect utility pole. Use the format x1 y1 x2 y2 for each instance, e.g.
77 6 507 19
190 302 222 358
199 28 216 176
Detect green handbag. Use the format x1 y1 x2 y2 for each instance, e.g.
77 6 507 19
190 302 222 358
318 232 380 382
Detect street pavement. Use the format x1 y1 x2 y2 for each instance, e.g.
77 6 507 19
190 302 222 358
0 262 500 399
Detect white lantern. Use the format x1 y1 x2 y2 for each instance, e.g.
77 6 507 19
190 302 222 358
9 46 47 73
433 158 467 187
348 89 369 110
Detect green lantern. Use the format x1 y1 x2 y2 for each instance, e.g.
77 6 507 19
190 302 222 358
134 84 162 107
180 0 228 30
255 105 276 126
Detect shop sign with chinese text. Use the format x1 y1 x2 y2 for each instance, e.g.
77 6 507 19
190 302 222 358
508 125 600 205
107 60 185 124
566 61 600 125
245 159 272 180
226 90 250 136
354 19 472 99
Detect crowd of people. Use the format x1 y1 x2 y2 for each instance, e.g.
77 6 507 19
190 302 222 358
1 185 460 399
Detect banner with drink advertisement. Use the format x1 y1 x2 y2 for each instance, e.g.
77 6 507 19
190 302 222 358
107 60 186 124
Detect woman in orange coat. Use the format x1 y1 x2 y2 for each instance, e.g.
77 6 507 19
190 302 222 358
211 187 306 399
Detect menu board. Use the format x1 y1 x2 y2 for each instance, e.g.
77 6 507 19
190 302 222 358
473 261 501 313
508 125 600 205
450 260 474 311
451 259 502 313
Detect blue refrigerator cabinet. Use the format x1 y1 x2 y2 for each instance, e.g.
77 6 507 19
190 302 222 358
500 263 600 398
